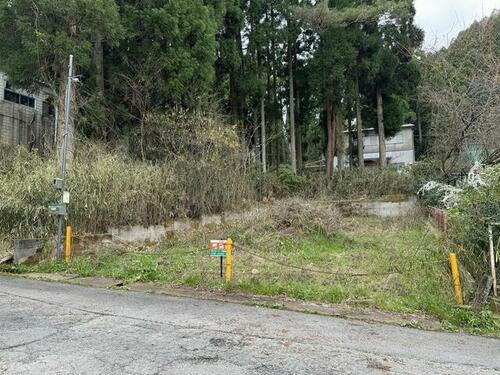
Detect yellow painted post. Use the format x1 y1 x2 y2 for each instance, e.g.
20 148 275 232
225 238 233 282
448 253 464 305
65 225 72 262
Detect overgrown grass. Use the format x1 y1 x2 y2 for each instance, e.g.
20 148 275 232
0 139 253 238
263 165 414 199
5 203 498 336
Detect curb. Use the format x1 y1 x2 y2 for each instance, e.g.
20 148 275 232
0 271 442 331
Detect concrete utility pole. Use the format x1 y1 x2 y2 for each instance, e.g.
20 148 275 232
55 55 74 258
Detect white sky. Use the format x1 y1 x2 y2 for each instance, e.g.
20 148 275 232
414 0 498 50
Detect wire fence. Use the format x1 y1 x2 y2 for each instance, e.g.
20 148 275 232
232 243 401 278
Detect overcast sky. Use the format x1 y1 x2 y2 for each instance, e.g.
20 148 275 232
414 0 498 50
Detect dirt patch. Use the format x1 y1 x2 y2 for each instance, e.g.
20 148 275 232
22 273 73 282
70 276 124 288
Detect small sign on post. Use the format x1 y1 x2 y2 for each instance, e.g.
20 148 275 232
208 239 233 281
209 240 227 257
48 203 66 216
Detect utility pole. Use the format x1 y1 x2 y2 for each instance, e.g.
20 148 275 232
55 55 74 258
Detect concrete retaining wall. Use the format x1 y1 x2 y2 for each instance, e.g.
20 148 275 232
104 197 418 244
353 197 418 218
107 214 228 243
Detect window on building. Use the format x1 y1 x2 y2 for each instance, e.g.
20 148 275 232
42 101 55 116
4 89 19 103
3 82 35 108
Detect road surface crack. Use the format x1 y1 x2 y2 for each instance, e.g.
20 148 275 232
0 290 288 344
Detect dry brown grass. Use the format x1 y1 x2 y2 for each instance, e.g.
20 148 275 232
0 111 254 238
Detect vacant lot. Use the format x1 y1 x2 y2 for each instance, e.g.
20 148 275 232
4 200 499 336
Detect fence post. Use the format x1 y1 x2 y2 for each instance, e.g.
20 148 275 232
448 253 464 305
489 225 498 297
65 225 72 262
225 238 233 282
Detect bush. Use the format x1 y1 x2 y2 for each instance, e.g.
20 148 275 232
408 160 444 192
329 167 414 199
0 111 254 238
449 165 500 275
259 199 340 236
263 165 312 198
262 166 414 200
0 147 58 238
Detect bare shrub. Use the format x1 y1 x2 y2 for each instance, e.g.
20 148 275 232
267 199 340 236
0 110 254 237
421 13 500 176
262 167 413 200
232 199 340 237
329 168 414 198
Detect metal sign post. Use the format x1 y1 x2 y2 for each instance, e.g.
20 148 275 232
54 55 74 258
208 239 233 281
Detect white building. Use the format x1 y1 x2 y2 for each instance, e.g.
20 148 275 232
0 72 55 149
336 124 416 169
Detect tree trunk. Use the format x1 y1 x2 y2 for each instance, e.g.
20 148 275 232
336 110 344 171
272 62 279 168
356 78 365 168
93 32 104 97
281 130 287 165
326 101 336 178
261 95 267 173
230 71 239 125
296 86 303 172
281 98 288 164
417 102 423 145
376 87 387 167
93 32 107 140
348 116 354 168
253 108 259 165
271 4 279 169
288 43 297 174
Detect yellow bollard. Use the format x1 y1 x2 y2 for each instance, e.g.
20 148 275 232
448 253 464 305
65 226 72 262
225 238 233 282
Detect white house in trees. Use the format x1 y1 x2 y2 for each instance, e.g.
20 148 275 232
335 124 416 169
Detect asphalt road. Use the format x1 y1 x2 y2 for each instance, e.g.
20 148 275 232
0 276 499 375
